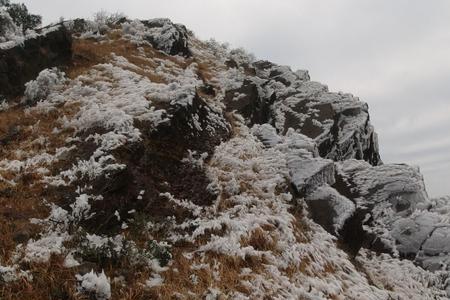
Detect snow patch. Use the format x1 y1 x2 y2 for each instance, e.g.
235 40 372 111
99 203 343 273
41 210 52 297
76 270 111 300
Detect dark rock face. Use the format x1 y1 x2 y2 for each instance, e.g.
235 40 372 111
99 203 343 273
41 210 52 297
141 18 191 57
229 60 383 166
70 93 231 234
224 79 274 126
0 25 72 98
232 60 442 261
148 92 231 158
225 63 385 257
223 59 382 166
69 18 89 34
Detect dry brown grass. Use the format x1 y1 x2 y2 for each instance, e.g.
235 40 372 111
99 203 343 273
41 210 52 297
240 228 277 252
289 205 311 244
149 248 264 299
0 101 80 263
195 61 214 83
0 255 80 300
69 32 192 84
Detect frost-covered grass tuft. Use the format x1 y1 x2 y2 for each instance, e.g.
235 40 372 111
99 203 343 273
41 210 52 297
0 97 9 111
0 265 32 283
76 270 111 300
23 68 66 106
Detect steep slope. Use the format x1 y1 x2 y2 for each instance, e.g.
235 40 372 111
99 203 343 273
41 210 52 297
0 16 449 300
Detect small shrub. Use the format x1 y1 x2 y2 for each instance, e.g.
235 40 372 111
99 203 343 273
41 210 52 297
1 1 41 33
23 68 66 106
145 240 172 267
91 11 126 34
0 7 20 42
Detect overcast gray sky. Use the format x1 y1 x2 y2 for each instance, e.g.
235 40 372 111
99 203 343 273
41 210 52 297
22 0 450 197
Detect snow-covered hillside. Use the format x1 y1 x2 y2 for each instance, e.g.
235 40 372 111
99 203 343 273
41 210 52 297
0 14 449 300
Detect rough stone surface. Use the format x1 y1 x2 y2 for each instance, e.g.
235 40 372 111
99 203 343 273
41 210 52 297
233 60 383 166
141 18 191 57
305 185 355 235
224 79 274 126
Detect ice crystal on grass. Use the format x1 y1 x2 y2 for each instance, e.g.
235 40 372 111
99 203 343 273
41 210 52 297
76 270 111 300
0 265 32 283
23 68 67 105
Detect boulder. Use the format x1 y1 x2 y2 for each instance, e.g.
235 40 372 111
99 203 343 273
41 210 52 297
141 18 191 57
288 157 335 196
336 160 430 212
305 185 355 235
390 213 439 258
334 160 442 257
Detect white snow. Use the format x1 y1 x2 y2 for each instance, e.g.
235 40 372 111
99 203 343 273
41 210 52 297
146 273 164 288
0 265 32 283
23 68 67 104
63 253 81 268
24 232 68 263
76 270 111 300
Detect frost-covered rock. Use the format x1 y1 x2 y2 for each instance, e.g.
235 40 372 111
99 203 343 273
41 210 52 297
289 157 335 195
335 161 427 250
122 18 191 56
224 78 274 126
253 125 357 240
306 185 355 235
391 213 440 257
334 159 450 265
249 61 382 165
222 58 381 165
336 160 430 212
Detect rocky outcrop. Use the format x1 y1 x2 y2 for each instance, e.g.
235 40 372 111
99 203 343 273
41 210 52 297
226 60 382 166
227 59 449 268
253 123 450 271
141 18 191 57
0 25 72 98
0 17 448 299
334 161 431 253
224 79 274 126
